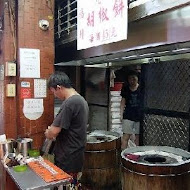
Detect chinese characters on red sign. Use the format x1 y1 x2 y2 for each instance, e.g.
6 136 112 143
77 0 128 50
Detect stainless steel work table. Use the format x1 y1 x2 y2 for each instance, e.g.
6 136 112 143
6 166 71 190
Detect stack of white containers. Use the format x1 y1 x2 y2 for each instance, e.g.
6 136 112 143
110 90 123 136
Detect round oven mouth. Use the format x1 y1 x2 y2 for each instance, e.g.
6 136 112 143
138 154 179 165
96 136 107 141
143 155 166 164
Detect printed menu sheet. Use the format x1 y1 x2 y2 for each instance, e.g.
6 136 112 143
34 79 47 98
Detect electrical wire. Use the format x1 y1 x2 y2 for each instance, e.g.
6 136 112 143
7 0 17 62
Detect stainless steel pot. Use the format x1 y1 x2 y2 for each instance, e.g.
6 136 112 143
0 139 15 160
16 138 33 157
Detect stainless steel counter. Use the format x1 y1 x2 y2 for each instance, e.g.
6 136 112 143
6 166 71 190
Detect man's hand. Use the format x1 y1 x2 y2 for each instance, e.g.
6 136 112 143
45 125 61 139
45 128 52 139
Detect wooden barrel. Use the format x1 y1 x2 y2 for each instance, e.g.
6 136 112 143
121 146 190 190
81 130 121 190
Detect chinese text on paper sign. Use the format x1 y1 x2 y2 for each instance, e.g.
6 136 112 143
77 0 128 50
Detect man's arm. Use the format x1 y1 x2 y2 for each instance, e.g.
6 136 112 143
120 97 126 121
45 125 61 139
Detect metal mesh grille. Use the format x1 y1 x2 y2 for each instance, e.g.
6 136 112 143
55 0 77 42
144 60 190 112
142 59 190 150
143 114 189 150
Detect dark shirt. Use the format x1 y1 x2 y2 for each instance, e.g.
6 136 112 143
52 95 89 172
121 84 141 122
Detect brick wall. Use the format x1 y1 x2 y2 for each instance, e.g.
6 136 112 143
0 0 55 149
17 0 55 149
0 0 17 138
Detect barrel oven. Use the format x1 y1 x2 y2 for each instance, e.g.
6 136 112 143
121 146 190 190
81 130 121 190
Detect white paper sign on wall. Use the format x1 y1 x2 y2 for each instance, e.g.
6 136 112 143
23 99 44 120
77 0 128 50
20 48 40 78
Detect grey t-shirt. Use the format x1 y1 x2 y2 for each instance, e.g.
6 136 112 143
52 95 89 172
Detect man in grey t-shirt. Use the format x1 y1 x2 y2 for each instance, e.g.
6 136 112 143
45 72 89 186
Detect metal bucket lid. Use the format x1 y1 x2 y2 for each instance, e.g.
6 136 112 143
0 138 15 144
17 138 33 143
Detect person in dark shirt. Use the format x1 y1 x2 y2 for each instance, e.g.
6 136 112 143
120 70 141 150
45 71 89 189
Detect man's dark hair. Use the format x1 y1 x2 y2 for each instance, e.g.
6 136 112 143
47 71 73 89
127 70 139 78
